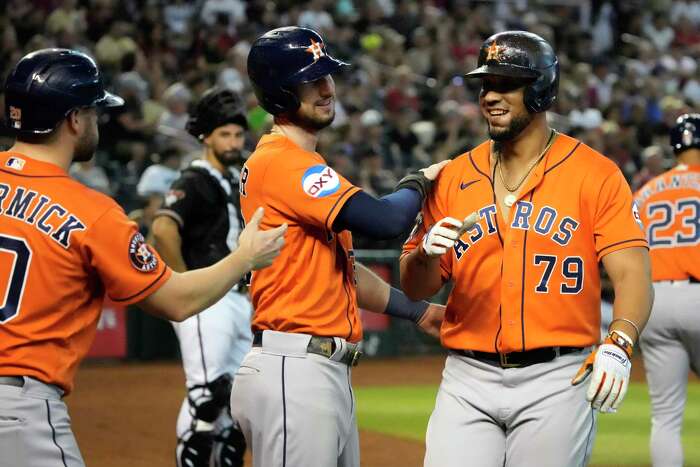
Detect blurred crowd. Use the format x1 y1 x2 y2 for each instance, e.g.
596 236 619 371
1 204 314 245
1 0 699 246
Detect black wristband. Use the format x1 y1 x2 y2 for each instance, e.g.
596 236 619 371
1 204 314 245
394 170 432 200
385 287 430 323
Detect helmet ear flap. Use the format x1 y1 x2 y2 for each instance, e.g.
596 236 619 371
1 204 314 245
524 62 559 113
254 84 299 116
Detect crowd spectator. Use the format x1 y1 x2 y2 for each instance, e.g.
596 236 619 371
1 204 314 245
1 0 698 251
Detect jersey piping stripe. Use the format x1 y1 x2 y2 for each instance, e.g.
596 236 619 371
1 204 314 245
469 151 493 182
520 191 535 352
281 356 288 467
338 244 354 340
581 409 596 466
196 315 209 384
490 162 504 246
0 168 68 178
544 141 581 174
324 186 358 231
111 266 168 302
597 238 648 256
46 400 68 467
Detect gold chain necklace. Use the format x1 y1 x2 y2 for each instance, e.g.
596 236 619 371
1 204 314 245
496 129 556 193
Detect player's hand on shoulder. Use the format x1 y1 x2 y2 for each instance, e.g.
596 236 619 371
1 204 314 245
571 330 633 413
238 207 288 270
421 213 478 258
416 303 445 339
419 160 450 181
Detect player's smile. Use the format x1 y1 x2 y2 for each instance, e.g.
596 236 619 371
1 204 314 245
316 97 333 112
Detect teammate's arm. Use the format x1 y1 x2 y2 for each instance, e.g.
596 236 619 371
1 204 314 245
332 161 449 238
601 246 653 340
400 214 477 300
399 248 444 301
151 216 188 273
138 208 286 321
355 263 444 338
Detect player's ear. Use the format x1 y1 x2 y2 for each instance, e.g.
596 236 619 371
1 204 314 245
65 109 82 135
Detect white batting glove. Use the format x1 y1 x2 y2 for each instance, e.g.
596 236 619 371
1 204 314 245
571 331 633 413
421 213 478 258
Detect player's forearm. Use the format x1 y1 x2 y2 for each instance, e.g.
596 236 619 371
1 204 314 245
142 249 252 321
357 262 431 323
399 248 443 301
356 263 390 313
605 248 654 342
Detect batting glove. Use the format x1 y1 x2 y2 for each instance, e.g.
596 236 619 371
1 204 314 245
421 213 478 258
571 330 634 413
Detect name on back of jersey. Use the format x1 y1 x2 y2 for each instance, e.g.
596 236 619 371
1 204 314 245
0 183 86 249
635 171 700 205
452 201 580 261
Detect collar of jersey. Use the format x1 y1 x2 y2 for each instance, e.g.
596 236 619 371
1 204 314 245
471 132 576 182
0 151 68 177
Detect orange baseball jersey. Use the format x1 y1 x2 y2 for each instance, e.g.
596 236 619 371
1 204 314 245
0 152 171 394
239 134 362 342
634 164 700 281
402 133 648 353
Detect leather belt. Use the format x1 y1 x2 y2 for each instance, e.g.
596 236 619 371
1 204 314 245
0 376 24 387
252 332 362 367
454 346 585 369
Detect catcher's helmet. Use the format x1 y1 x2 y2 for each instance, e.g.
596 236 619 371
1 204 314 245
465 31 559 113
186 87 248 140
247 26 349 115
4 48 123 135
670 113 700 154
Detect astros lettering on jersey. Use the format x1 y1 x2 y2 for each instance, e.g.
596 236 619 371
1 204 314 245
402 133 648 352
634 163 700 281
239 134 362 342
0 152 171 393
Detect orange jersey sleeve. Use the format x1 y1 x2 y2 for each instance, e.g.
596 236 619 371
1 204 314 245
593 168 648 260
239 135 362 342
82 206 171 303
0 152 171 394
402 135 648 353
634 164 700 281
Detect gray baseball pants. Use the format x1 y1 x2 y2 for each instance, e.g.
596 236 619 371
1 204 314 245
230 330 359 467
0 376 84 467
640 280 700 467
425 350 596 467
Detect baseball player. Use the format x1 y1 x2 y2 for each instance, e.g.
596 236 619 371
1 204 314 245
0 49 285 467
230 26 447 467
400 31 654 467
151 87 252 467
634 113 700 467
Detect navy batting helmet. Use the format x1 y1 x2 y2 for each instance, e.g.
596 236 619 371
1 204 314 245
4 48 123 135
247 27 349 115
186 87 248 140
465 31 559 113
670 113 700 154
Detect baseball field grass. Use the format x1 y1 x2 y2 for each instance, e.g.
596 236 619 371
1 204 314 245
355 382 700 466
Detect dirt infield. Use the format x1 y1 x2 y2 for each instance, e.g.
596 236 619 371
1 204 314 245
69 353 653 467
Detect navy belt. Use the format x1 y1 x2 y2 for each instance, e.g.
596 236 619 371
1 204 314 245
252 332 362 366
454 346 585 368
0 376 24 387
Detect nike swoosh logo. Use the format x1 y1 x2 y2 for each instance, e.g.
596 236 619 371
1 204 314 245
460 180 479 190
